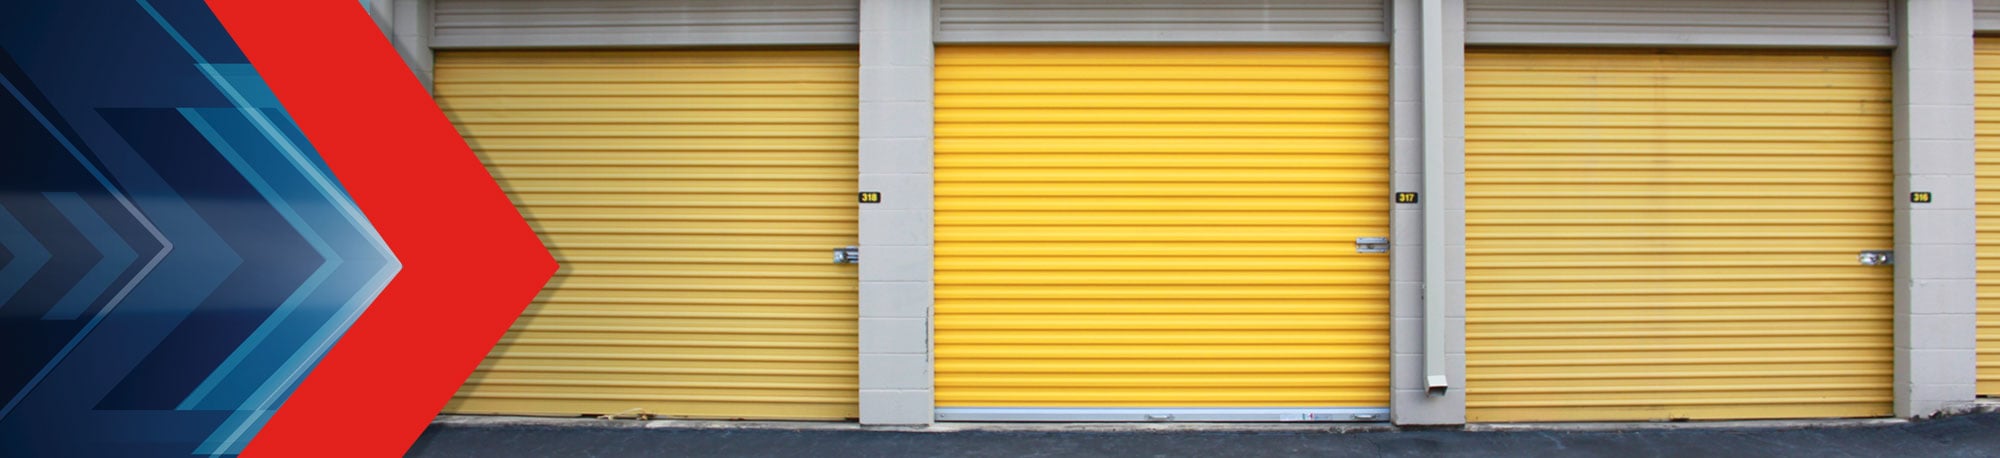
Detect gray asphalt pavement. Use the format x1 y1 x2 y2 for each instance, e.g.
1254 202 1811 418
406 412 2000 457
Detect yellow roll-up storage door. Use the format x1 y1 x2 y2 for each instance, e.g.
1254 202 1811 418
1978 37 2000 396
933 46 1390 420
1465 49 1893 422
433 50 859 420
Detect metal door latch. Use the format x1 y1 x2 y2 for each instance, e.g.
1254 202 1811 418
1858 250 1893 266
1356 237 1389 254
834 246 860 264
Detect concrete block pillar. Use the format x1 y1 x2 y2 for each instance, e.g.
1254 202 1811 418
856 0 936 426
1893 0 1979 418
1389 0 1469 426
363 0 395 38
365 0 433 90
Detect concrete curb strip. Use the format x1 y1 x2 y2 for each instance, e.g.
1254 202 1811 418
430 413 2000 434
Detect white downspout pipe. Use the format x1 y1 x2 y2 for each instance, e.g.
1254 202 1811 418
1421 0 1450 396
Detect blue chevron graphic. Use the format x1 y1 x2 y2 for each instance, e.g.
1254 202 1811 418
0 206 52 307
0 56 174 425
0 1 399 456
41 192 140 320
176 109 339 403
179 103 396 456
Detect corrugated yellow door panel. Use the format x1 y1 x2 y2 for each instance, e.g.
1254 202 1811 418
934 46 1390 409
434 50 858 420
1466 48 1893 422
1980 38 2000 396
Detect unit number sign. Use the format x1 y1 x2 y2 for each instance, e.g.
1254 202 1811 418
859 192 882 204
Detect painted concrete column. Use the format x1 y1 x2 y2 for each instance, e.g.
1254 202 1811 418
364 0 395 39
1390 0 1468 426
1894 0 1980 418
856 0 936 426
365 0 433 90
393 0 432 89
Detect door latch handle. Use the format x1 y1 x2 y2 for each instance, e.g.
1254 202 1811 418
1857 250 1893 266
1356 237 1389 254
834 246 859 264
